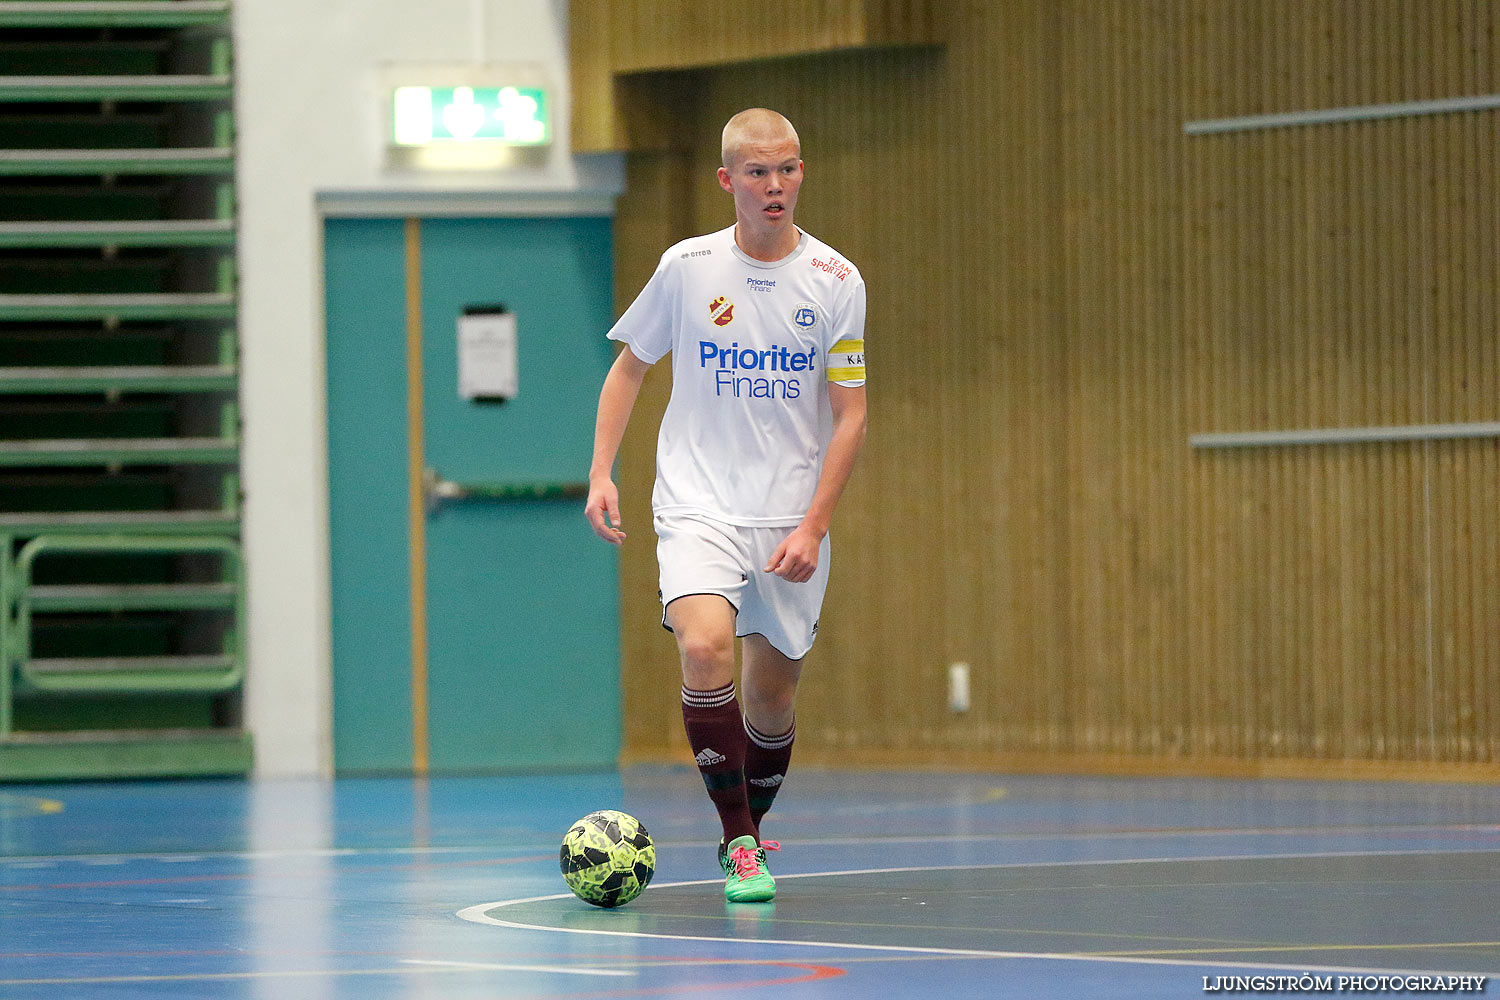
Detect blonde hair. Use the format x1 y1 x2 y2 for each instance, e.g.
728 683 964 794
720 108 801 168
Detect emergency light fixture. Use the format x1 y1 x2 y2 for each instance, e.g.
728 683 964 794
392 86 549 147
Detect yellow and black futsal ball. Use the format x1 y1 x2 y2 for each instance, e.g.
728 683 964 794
559 810 655 907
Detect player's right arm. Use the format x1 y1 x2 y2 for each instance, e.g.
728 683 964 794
585 346 653 545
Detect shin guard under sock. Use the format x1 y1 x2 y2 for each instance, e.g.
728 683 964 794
744 717 794 829
681 682 756 844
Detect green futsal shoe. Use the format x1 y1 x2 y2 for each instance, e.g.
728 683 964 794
723 835 779 903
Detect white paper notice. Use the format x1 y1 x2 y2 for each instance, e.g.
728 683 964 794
457 311 518 400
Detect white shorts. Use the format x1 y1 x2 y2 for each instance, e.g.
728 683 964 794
655 513 831 660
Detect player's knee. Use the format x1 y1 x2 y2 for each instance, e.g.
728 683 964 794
677 631 733 676
742 681 796 725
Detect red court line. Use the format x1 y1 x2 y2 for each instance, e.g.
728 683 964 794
545 961 846 999
0 949 244 960
0 949 834 966
0 949 847 994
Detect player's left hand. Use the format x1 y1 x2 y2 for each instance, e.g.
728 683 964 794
765 526 821 583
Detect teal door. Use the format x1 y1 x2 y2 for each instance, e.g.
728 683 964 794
325 215 618 774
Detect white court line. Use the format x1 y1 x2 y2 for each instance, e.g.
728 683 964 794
401 959 632 977
0 845 502 864
457 852 1500 981
728 823 1500 851
5 823 1497 865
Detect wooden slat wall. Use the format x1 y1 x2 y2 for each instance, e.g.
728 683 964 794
597 0 938 75
1183 0 1500 765
568 0 615 152
587 0 1500 775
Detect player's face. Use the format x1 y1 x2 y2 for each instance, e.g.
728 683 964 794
717 136 803 238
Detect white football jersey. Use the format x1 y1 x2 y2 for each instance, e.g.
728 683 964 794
608 225 866 527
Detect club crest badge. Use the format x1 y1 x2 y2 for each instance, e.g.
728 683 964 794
709 295 735 327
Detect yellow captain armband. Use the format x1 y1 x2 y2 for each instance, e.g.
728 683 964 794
826 338 866 383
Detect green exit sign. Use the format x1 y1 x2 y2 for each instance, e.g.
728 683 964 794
392 86 549 146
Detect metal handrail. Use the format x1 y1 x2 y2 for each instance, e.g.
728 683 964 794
422 468 587 512
1185 93 1500 136
1190 421 1500 449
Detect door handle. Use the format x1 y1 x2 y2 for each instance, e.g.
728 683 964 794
422 467 588 513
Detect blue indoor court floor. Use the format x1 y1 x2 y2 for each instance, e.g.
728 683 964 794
2 767 1498 998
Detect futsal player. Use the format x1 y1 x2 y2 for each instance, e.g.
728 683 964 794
585 108 868 903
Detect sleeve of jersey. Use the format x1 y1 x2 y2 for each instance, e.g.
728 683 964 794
605 252 675 364
824 275 867 386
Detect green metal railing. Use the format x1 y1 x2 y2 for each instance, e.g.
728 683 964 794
0 293 236 322
0 75 232 103
0 364 236 394
0 2 231 29
0 253 237 323
6 535 245 699
0 469 241 538
0 220 236 250
0 510 241 536
0 147 235 176
26 581 237 613
0 436 239 467
0 393 239 467
0 0 249 778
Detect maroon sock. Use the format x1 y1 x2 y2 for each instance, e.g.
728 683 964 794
744 717 794 830
681 682 756 844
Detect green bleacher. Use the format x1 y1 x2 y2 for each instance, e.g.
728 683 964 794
0 0 249 779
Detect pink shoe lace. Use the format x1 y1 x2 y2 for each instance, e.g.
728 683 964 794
728 840 780 879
